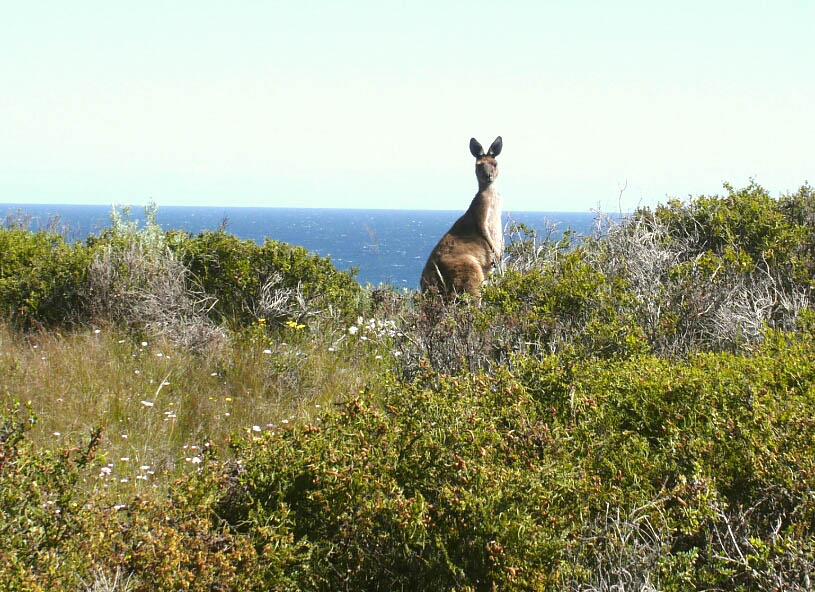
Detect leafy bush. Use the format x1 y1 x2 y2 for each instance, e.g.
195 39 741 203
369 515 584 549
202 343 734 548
0 400 101 591
628 182 814 352
0 203 363 339
219 373 565 590
484 248 647 358
4 329 813 590
212 334 815 590
0 229 94 327
398 232 648 378
171 230 362 328
0 402 259 592
646 181 810 281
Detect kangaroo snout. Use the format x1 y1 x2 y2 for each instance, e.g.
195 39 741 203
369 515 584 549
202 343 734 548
479 166 496 183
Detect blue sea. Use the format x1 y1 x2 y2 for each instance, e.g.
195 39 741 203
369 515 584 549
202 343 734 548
1 203 610 287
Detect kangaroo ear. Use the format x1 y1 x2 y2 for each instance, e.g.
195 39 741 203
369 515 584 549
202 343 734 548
488 136 503 156
469 138 484 158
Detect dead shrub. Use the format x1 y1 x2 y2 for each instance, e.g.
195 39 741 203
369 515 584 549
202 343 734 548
86 242 225 351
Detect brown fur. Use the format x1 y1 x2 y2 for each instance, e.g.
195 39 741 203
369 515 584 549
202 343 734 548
420 136 503 303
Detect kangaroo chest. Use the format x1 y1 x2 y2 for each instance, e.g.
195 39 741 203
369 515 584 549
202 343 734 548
484 191 504 255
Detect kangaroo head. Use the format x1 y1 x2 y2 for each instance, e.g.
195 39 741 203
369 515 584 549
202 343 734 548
469 136 503 187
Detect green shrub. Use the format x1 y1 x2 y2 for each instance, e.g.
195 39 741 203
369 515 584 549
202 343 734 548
0 203 363 334
220 374 566 590
398 240 649 379
170 230 362 327
0 229 94 327
0 401 100 591
779 182 815 281
482 249 647 360
644 181 811 287
626 182 815 352
214 335 815 590
0 401 259 592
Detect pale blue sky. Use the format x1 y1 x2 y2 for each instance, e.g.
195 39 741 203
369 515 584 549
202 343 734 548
1 1 812 211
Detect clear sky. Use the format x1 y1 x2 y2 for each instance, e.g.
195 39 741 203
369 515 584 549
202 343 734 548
2 1 812 212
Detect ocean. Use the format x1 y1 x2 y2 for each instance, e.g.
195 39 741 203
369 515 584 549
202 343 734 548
1 203 610 287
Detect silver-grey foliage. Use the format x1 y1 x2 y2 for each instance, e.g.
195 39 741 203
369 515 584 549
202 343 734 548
86 241 225 351
394 206 813 376
564 494 814 591
590 212 810 355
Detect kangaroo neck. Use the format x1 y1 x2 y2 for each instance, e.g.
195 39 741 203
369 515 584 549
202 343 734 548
476 180 499 198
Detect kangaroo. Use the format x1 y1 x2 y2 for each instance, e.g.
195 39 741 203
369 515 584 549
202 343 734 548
420 136 503 302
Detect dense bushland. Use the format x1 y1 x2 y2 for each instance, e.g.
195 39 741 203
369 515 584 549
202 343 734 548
396 182 815 376
1 203 361 337
2 182 815 590
208 337 815 590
